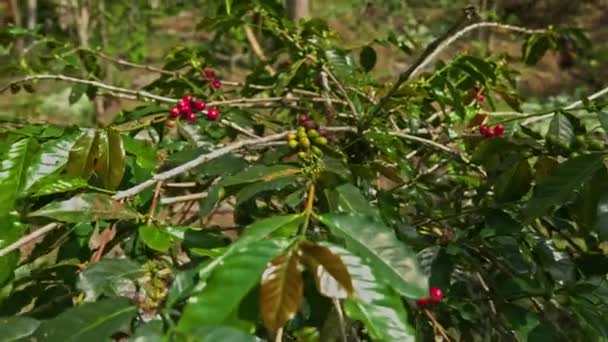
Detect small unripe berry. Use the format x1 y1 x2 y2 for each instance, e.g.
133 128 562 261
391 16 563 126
307 129 319 138
314 136 328 146
166 119 176 127
299 137 311 148
187 112 197 122
311 146 323 156
298 115 309 126
297 126 306 136
297 151 308 160
429 287 443 302
493 123 505 136
288 140 299 149
287 133 297 141
204 68 215 78
207 107 219 120
169 107 180 117
193 100 206 111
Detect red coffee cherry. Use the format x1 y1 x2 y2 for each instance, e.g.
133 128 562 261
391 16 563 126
204 68 215 78
298 114 309 126
416 298 431 308
179 103 192 115
182 95 192 103
193 100 206 111
303 120 318 130
207 107 219 120
479 125 490 137
493 123 505 136
186 112 197 122
477 94 485 102
169 107 180 118
429 287 444 302
211 79 222 89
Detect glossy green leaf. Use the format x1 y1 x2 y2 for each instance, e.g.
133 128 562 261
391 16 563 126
523 34 553 65
138 225 184 252
260 248 303 334
221 164 300 187
0 316 40 341
324 243 415 342
190 325 258 342
0 138 37 214
199 183 224 219
95 129 126 190
546 112 575 148
197 214 303 282
493 159 533 202
122 135 158 170
236 175 299 205
0 212 27 285
178 239 289 332
24 133 79 192
325 183 379 218
29 193 139 222
65 129 99 180
525 154 606 220
319 212 428 299
33 298 137 341
77 258 143 301
360 45 377 72
33 177 89 197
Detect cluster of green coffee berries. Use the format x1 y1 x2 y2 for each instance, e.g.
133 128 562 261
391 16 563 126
287 115 329 160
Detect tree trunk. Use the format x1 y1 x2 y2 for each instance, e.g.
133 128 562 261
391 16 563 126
285 0 309 22
26 0 36 31
8 0 23 54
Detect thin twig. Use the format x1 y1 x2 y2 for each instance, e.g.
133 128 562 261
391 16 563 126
523 85 608 125
147 181 163 226
244 25 276 75
333 299 347 342
322 65 359 117
95 51 176 76
113 126 356 200
165 182 198 188
161 192 206 205
423 309 451 341
0 223 60 257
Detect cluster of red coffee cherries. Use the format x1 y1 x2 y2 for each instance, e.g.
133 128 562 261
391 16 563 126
167 95 219 127
416 287 444 308
479 123 505 138
203 68 222 89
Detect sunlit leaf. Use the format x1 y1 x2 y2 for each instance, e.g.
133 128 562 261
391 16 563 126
319 212 428 299
299 241 353 299
0 138 37 214
0 212 27 285
33 177 89 197
65 129 100 180
260 248 303 334
95 129 126 190
324 243 415 341
29 193 139 222
24 132 79 192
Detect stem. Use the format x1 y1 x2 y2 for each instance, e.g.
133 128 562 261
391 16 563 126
146 181 163 226
0 223 61 257
300 183 316 236
423 309 451 341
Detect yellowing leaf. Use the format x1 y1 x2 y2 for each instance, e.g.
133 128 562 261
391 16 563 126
299 242 353 299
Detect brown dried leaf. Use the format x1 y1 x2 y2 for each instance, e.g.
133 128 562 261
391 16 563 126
260 249 303 335
299 242 354 299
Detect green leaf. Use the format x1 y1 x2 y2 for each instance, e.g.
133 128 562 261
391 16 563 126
0 316 40 341
324 243 415 342
360 45 377 72
33 177 89 197
65 129 99 180
319 212 428 299
598 111 608 133
190 325 257 342
325 183 379 218
33 298 137 341
260 248 304 334
138 225 184 252
95 129 126 190
77 258 143 301
221 164 300 187
69 83 87 104
236 175 299 205
523 34 553 65
24 133 79 192
0 138 37 214
29 193 140 222
197 214 303 282
122 136 158 170
525 154 606 220
546 112 575 148
596 192 608 241
178 239 289 332
199 183 224 219
493 159 533 202
0 212 27 285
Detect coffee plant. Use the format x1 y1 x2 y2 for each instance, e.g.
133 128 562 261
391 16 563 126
0 2 607 341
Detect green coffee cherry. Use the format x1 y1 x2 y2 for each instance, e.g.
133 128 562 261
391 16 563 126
288 140 299 149
297 126 306 135
299 137 311 148
307 129 319 138
287 133 297 141
312 146 323 156
297 151 308 160
314 136 328 146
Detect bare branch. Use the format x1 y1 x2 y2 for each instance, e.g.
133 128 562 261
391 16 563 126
0 223 61 258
